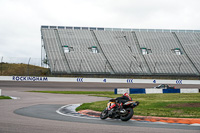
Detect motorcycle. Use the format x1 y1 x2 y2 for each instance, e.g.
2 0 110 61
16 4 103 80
100 99 139 121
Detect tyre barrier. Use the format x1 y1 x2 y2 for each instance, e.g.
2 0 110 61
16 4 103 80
114 88 200 94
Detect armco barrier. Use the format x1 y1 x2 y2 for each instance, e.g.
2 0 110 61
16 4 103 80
0 89 1 96
0 76 200 85
115 88 200 94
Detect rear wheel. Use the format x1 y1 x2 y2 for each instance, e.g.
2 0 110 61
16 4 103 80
120 108 134 121
100 109 108 120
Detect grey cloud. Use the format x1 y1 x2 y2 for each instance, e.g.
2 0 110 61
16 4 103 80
0 0 199 58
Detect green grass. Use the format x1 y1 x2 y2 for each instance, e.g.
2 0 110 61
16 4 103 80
77 93 200 118
30 91 200 118
0 96 11 99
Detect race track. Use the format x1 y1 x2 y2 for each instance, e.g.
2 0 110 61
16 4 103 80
0 81 199 133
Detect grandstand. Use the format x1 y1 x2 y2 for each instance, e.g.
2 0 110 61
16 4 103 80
41 26 200 76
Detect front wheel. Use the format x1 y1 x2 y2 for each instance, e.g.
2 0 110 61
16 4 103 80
120 108 134 121
100 109 108 120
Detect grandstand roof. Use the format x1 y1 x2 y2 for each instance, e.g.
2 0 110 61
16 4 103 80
41 25 200 33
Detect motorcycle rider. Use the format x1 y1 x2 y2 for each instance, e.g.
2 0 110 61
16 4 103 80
115 93 133 113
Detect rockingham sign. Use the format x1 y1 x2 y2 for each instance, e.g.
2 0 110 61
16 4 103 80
12 76 48 81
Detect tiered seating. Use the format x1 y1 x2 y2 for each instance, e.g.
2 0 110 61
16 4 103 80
41 29 70 73
41 27 199 76
123 31 150 73
175 32 200 72
135 32 197 74
94 30 147 74
57 29 109 73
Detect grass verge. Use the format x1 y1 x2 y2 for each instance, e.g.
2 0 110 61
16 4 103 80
0 96 11 100
1 63 49 76
30 91 200 118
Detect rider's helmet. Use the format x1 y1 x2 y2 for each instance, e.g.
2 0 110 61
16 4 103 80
123 92 132 100
123 92 129 97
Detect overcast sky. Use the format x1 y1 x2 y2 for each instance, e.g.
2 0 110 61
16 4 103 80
0 0 200 59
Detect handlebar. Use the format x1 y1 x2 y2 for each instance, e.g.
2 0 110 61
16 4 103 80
109 99 116 102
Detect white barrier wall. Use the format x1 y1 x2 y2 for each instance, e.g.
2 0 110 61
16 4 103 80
180 89 199 93
145 89 163 94
116 88 130 94
0 76 200 85
0 89 1 96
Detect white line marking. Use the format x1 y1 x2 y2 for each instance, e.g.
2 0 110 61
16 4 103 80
56 104 100 120
9 96 20 99
56 104 200 126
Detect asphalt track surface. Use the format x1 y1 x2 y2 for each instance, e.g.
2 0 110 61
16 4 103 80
0 81 200 133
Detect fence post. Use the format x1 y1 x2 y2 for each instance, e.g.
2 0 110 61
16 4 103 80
1 57 3 75
27 57 31 76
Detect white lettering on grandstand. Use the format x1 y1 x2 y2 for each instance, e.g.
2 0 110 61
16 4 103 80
12 76 48 81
